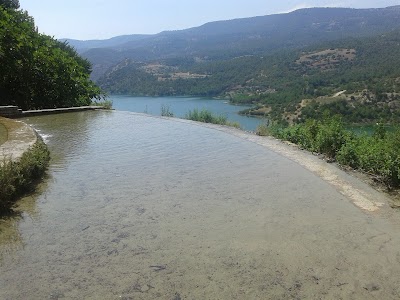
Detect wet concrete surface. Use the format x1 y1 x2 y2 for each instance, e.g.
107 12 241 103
0 117 37 161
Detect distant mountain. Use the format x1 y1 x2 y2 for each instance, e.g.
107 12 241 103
61 34 150 53
68 6 400 81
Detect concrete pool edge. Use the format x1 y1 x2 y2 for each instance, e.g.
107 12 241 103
0 116 38 162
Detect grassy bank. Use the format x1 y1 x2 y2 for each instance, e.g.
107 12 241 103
185 108 241 128
0 139 50 214
258 117 400 190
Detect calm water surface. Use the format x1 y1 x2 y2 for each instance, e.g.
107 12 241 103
1 111 400 299
110 95 264 131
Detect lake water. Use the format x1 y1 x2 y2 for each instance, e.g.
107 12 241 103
109 95 264 131
1 111 400 299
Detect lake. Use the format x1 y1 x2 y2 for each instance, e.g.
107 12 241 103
1 111 400 299
109 95 264 131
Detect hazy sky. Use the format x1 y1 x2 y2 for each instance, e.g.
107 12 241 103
19 0 399 40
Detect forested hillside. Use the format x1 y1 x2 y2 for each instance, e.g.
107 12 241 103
96 29 400 124
0 0 103 110
76 6 400 80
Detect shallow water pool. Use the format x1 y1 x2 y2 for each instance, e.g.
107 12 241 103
1 111 400 299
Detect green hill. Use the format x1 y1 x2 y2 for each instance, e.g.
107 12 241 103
96 29 400 124
74 6 400 80
59 5 400 124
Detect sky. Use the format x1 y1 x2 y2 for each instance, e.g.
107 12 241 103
19 0 399 40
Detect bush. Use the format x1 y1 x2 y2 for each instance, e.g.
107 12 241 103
356 133 400 188
161 104 174 117
272 116 351 157
256 123 270 136
268 116 400 189
336 137 361 168
313 116 351 158
185 108 227 125
0 140 50 214
92 99 113 109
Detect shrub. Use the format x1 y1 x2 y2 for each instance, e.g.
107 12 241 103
268 117 400 189
0 140 50 214
313 116 351 158
185 108 227 125
355 132 400 188
91 99 113 109
161 104 174 117
336 137 361 168
256 123 270 136
226 121 241 129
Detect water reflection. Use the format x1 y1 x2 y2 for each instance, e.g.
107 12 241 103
23 111 111 172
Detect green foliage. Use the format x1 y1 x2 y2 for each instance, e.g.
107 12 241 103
300 99 400 124
256 124 269 136
0 140 50 214
185 108 241 128
98 29 400 125
335 138 360 168
270 117 400 189
313 116 350 158
337 128 400 188
0 6 104 110
226 121 241 129
0 0 19 9
91 99 113 109
185 108 228 125
160 104 174 117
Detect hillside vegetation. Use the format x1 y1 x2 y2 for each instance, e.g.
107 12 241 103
73 6 400 124
72 6 400 80
97 29 400 124
260 117 400 191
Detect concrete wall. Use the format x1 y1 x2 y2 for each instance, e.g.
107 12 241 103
0 106 22 118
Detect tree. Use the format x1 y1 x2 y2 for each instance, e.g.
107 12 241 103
0 5 104 110
0 0 19 9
